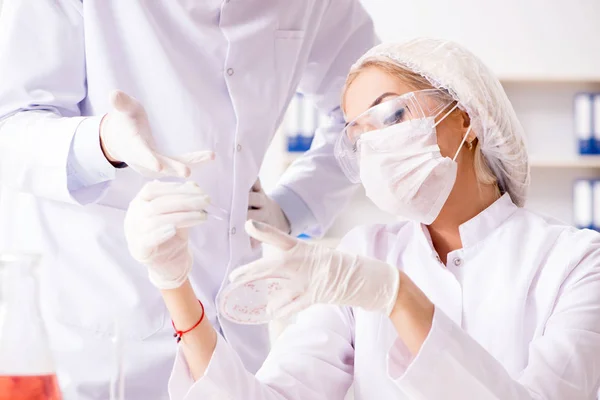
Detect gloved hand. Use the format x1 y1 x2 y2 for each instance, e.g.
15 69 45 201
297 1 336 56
124 180 212 289
229 220 400 319
247 179 290 249
100 90 210 177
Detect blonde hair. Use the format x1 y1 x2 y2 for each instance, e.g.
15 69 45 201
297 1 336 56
343 59 500 196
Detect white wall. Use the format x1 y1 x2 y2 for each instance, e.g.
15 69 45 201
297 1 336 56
263 0 600 242
361 0 600 81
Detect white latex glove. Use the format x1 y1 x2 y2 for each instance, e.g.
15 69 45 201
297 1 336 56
100 90 209 177
229 220 400 319
124 179 212 289
247 179 290 249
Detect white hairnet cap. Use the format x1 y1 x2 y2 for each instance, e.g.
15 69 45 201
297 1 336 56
351 38 530 207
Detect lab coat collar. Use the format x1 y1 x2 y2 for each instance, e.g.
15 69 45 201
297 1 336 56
458 193 518 247
417 193 518 254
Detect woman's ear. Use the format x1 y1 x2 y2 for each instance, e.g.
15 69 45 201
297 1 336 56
459 110 477 143
460 110 471 129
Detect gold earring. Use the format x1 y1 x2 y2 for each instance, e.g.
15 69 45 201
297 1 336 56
467 141 474 150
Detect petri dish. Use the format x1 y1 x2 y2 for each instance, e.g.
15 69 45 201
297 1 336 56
218 277 293 325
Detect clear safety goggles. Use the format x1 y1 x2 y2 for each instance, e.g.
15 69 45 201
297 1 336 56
334 89 456 183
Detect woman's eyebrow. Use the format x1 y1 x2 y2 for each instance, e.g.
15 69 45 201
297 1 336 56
369 92 399 108
345 92 400 125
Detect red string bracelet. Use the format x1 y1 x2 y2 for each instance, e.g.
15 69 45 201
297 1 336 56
171 300 205 343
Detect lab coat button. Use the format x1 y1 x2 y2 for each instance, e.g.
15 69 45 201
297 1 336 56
236 144 242 152
453 257 462 266
231 227 237 235
227 68 235 76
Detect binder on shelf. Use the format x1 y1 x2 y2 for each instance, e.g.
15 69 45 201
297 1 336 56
284 93 327 154
593 180 600 231
593 94 600 153
574 93 594 155
286 93 303 152
573 179 593 230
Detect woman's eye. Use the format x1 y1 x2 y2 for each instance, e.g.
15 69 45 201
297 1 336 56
382 108 406 126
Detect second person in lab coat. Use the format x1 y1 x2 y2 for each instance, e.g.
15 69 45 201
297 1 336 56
125 38 600 399
0 1 374 398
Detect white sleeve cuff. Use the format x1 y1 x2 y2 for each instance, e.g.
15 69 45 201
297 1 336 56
388 308 527 399
168 346 196 400
66 116 115 204
388 307 452 386
269 185 319 237
69 115 115 185
169 334 242 400
389 307 465 400
386 337 416 379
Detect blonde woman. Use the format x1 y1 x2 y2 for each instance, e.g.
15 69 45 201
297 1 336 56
125 38 600 399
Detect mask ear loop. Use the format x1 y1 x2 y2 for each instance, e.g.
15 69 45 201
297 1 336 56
431 101 473 162
433 102 459 128
452 125 473 161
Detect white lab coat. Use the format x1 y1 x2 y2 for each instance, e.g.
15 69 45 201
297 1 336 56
169 194 600 399
0 1 374 398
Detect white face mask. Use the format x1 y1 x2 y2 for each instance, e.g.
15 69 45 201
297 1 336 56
358 116 471 224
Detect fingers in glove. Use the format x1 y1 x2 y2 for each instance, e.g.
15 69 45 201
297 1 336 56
149 194 211 215
229 258 283 283
247 208 267 223
110 90 144 117
155 154 191 178
173 150 215 165
155 150 215 178
133 224 178 259
245 220 297 251
153 211 207 230
248 192 266 209
251 178 263 193
139 181 205 201
127 134 162 173
250 237 261 250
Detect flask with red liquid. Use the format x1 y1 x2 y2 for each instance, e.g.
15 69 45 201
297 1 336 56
0 254 62 400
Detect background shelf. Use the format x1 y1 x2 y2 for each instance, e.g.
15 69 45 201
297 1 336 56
529 157 600 168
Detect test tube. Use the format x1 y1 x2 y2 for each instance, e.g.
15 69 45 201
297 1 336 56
204 203 229 221
110 319 125 400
